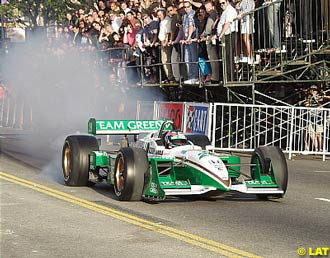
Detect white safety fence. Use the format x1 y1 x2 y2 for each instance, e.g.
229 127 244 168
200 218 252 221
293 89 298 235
137 101 330 161
212 103 330 161
1 97 329 161
0 95 32 130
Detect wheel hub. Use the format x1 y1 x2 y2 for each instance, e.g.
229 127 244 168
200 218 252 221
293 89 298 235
63 145 71 178
115 156 125 192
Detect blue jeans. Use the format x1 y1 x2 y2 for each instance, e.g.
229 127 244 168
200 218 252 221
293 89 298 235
267 2 281 48
184 42 199 79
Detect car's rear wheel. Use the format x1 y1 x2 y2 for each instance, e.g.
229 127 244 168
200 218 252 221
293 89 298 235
251 146 288 199
114 147 149 201
62 135 99 186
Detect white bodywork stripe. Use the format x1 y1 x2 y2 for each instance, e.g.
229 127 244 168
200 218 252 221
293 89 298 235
164 186 217 195
315 198 330 203
230 184 284 194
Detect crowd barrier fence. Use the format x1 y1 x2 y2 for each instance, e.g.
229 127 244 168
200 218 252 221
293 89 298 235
0 93 32 131
1 95 329 160
137 100 330 161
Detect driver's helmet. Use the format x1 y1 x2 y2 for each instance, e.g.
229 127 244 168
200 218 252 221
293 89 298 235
164 130 188 148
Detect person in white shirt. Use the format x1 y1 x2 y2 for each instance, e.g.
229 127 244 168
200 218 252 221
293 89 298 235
109 11 122 33
237 0 255 64
216 0 238 81
157 8 175 83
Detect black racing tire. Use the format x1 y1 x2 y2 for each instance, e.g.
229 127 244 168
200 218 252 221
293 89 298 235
185 134 211 150
114 147 149 201
251 146 288 199
62 135 99 186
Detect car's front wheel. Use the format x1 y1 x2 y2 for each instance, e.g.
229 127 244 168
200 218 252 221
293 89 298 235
114 147 149 201
251 146 288 199
62 135 99 186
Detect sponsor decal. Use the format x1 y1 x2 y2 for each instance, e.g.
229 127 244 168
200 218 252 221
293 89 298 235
96 120 164 131
160 181 189 186
185 105 209 134
158 103 184 130
198 152 208 160
150 182 158 194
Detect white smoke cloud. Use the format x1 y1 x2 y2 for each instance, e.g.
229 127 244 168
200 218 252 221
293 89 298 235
1 32 166 172
2 34 165 136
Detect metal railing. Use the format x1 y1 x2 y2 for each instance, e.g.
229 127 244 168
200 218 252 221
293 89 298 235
0 92 32 131
136 100 330 160
211 103 330 161
43 0 328 89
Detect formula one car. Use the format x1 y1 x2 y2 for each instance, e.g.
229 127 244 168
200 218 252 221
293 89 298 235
62 119 288 201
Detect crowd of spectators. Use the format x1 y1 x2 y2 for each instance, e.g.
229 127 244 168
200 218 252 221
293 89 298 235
45 0 330 85
45 0 262 85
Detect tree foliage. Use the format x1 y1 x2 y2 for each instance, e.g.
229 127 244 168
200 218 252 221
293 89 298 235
0 0 91 29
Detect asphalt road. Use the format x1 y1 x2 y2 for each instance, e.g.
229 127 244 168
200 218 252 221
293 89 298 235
1 135 330 258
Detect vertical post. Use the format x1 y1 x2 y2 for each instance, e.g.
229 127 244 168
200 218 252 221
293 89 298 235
252 83 255 105
212 103 217 146
0 0 5 41
288 106 295 160
204 88 208 103
221 42 227 86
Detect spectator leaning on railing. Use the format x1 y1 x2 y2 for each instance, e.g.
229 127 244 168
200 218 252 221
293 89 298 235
181 0 199 85
142 13 160 83
202 1 220 83
216 0 238 81
157 7 176 84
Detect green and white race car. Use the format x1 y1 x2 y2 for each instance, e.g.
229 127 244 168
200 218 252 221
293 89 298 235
62 119 288 201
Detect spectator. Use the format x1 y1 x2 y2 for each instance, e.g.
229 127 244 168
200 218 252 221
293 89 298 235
109 1 121 12
72 26 82 46
168 3 185 82
189 0 203 10
126 10 138 29
132 0 143 14
263 0 281 49
157 8 175 83
98 0 111 14
142 13 160 83
121 1 132 14
196 6 212 83
92 9 100 22
118 11 131 38
216 0 238 81
203 0 220 83
123 23 137 47
63 12 78 28
89 22 102 47
182 0 199 85
303 85 324 152
98 23 115 50
133 20 146 84
321 0 329 32
236 0 255 64
109 11 123 33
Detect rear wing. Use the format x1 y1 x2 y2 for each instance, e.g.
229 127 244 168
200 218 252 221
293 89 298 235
88 118 171 135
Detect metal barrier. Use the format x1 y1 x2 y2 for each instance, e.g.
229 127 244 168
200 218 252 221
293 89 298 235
211 103 330 161
136 101 330 161
0 93 32 131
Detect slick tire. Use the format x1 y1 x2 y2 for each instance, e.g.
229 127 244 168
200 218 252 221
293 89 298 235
251 146 288 199
114 147 149 201
62 135 99 186
185 134 211 150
